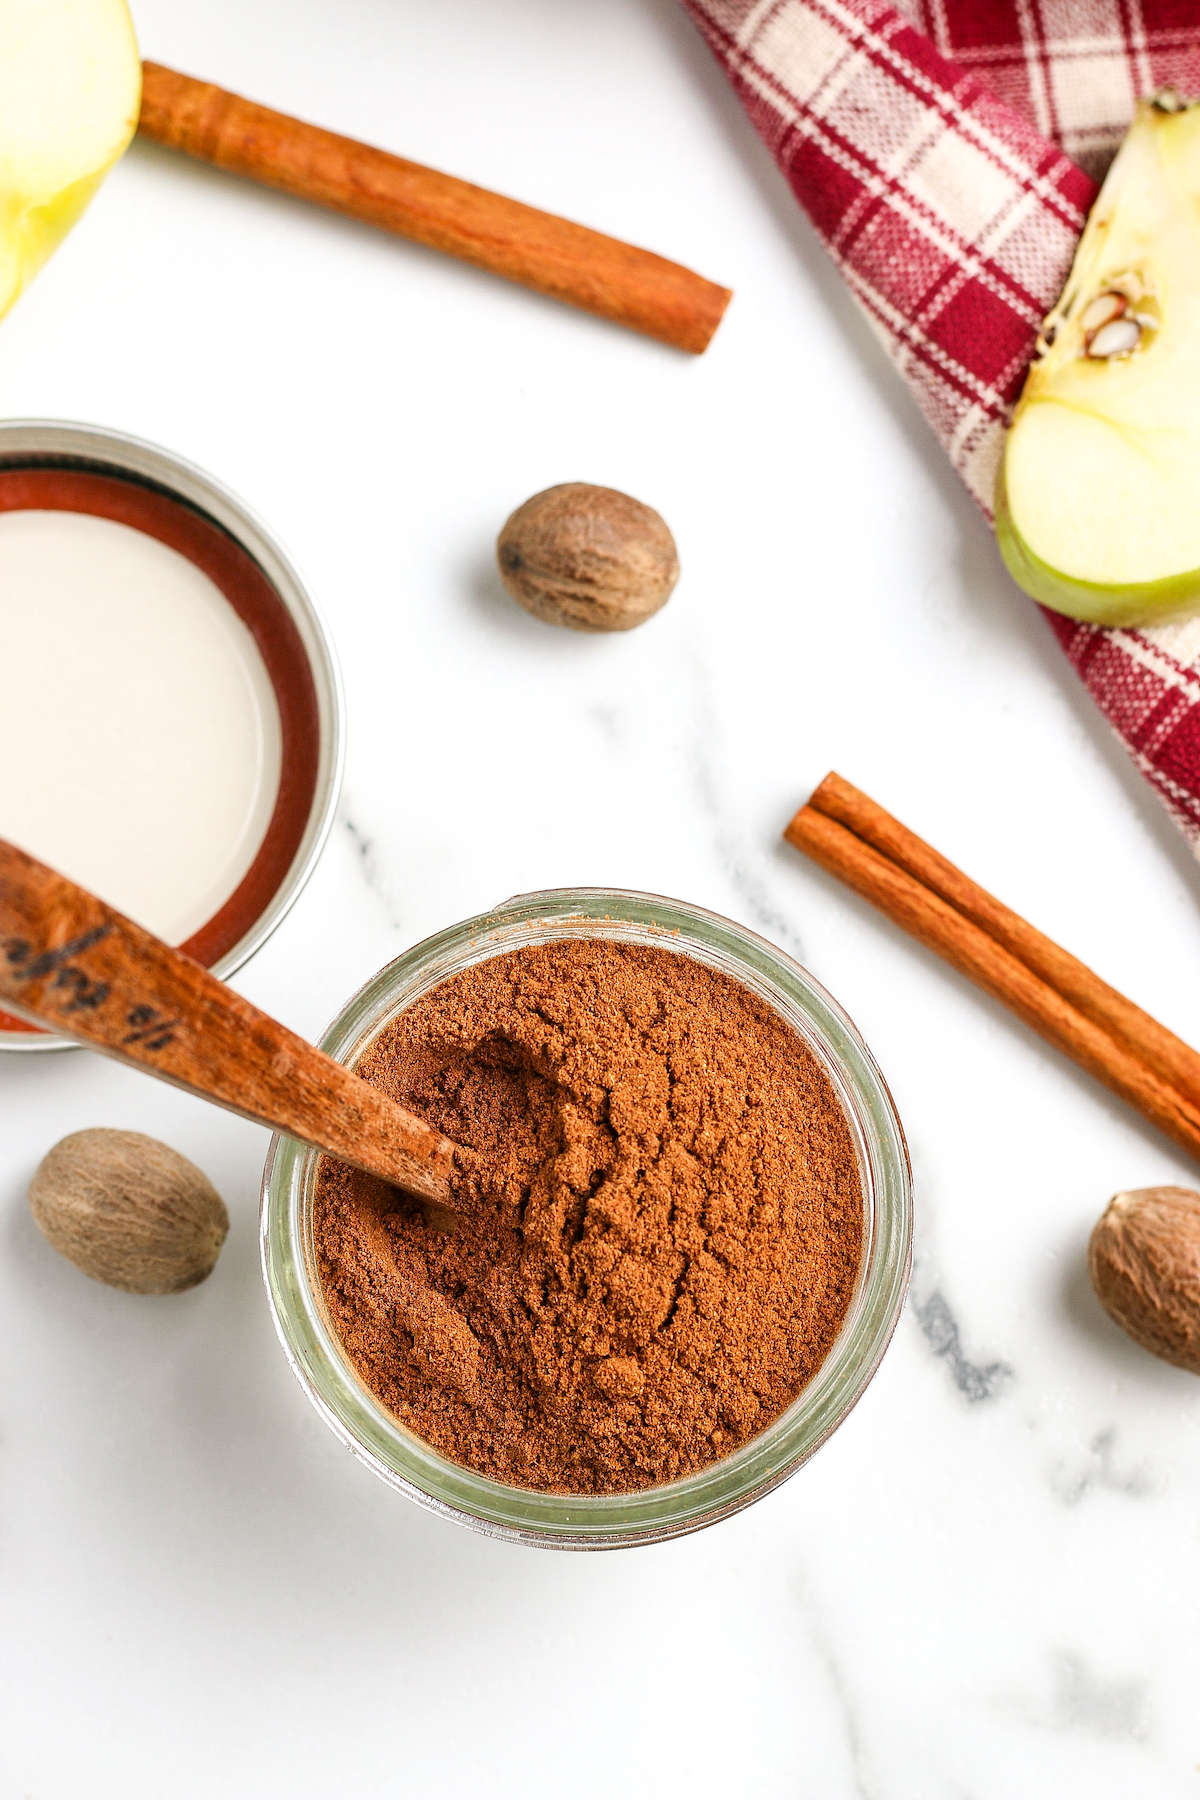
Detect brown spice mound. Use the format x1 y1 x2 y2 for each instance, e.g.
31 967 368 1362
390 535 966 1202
314 938 862 1494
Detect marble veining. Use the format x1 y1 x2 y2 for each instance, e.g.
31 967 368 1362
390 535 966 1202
684 649 808 956
1051 1426 1154 1505
912 1289 1015 1402
793 1568 875 1800
1004 1651 1148 1742
339 804 407 934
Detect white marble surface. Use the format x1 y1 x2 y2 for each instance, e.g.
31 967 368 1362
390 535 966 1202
3 1 1200 1793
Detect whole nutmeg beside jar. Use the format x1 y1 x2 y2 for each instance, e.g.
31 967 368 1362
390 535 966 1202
29 1128 229 1295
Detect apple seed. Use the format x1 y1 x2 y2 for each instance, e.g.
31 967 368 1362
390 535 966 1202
1080 292 1126 334
1086 316 1142 358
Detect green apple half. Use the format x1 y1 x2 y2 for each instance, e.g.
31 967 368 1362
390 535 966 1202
0 0 141 321
997 94 1200 628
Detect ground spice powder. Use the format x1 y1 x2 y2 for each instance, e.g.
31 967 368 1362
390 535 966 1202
314 938 863 1494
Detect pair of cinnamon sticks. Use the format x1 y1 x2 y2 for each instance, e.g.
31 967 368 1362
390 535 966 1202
787 774 1200 1165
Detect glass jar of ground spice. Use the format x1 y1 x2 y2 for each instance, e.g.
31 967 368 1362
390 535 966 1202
262 889 912 1549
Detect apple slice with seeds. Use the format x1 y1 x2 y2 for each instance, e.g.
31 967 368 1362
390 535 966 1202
997 93 1200 628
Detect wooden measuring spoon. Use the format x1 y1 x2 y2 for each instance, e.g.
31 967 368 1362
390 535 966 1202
0 838 465 1206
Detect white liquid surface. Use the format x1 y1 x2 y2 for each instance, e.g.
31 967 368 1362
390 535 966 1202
0 510 282 945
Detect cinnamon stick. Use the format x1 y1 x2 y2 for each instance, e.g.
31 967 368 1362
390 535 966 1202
0 836 463 1204
785 775 1200 1165
137 62 732 354
809 772 1200 1106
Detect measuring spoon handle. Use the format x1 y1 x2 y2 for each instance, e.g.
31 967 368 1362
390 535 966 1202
0 838 461 1205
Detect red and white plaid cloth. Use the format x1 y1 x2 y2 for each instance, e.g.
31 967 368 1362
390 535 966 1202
683 0 1200 847
896 0 1200 178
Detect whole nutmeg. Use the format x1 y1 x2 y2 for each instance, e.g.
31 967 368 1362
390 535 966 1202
496 482 679 632
29 1128 229 1295
1088 1185 1200 1373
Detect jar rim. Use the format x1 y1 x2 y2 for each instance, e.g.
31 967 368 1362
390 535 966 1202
260 887 912 1549
0 418 345 1053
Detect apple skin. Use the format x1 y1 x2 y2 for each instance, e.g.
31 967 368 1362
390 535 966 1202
994 457 1200 630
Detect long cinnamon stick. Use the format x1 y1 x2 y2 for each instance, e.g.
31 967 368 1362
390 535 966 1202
137 62 732 354
785 775 1200 1165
